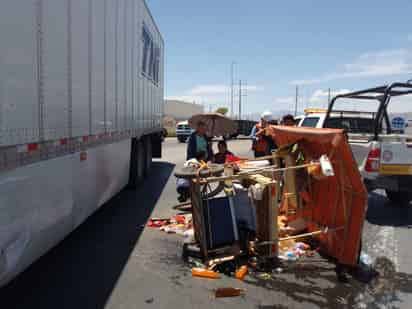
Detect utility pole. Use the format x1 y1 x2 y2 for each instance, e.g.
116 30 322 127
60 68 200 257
230 62 236 118
294 85 299 116
239 80 242 120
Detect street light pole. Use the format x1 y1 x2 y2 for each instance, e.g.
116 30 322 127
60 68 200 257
230 62 236 118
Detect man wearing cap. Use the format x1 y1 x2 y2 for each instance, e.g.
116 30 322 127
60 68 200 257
250 111 276 158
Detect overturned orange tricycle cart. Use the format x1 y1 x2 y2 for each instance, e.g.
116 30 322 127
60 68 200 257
270 126 368 266
183 126 368 269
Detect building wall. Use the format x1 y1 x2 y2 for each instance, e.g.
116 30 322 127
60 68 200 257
163 100 204 121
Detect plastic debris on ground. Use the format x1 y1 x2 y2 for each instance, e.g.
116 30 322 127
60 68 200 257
215 287 246 298
274 267 283 274
183 228 195 243
147 208 320 286
192 268 220 279
188 257 205 269
234 265 248 280
160 223 187 235
278 240 312 262
359 252 373 269
208 256 236 271
146 213 193 236
257 273 272 280
146 218 170 228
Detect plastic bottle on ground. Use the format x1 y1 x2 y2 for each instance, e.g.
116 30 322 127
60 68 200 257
285 251 298 261
191 268 220 279
183 228 195 243
360 252 373 267
215 288 246 298
235 265 248 280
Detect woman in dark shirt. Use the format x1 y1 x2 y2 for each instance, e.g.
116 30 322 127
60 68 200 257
214 140 233 164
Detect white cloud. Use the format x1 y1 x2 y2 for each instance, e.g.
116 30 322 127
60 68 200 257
309 89 351 103
190 85 229 95
291 49 412 85
166 83 263 110
243 85 263 92
165 95 203 104
274 96 294 104
190 84 262 95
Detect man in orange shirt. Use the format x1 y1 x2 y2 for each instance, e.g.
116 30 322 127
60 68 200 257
250 111 275 158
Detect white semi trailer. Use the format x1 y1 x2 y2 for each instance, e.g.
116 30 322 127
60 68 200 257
0 0 164 287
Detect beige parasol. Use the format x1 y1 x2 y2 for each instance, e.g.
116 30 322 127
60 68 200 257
188 113 238 137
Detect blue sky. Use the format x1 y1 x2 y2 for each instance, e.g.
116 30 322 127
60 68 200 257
147 0 412 117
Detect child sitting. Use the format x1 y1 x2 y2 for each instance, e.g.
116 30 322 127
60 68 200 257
213 140 234 164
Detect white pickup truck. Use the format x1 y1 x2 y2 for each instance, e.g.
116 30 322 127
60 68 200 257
176 120 194 143
298 82 412 204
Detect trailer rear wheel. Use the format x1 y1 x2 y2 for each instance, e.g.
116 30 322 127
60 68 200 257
128 138 145 189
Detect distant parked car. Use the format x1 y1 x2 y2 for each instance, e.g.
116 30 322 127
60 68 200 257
176 120 194 143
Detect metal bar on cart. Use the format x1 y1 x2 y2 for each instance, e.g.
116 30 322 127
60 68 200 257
256 226 344 246
199 162 320 184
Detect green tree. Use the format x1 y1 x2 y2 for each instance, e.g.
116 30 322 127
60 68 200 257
215 107 228 115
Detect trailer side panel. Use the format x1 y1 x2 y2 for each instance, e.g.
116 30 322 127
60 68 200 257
0 0 164 287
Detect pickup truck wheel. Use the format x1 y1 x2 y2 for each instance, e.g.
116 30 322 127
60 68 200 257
385 190 412 205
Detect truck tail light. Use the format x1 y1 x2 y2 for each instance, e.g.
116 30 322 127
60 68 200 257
365 147 381 172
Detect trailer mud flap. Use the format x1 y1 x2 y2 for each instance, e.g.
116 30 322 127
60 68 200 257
152 134 162 158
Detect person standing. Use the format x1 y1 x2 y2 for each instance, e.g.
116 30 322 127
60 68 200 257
186 121 213 161
250 111 276 158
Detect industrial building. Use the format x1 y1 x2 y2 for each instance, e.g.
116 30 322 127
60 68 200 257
163 100 204 122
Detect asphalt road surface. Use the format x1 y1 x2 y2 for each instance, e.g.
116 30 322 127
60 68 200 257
1 138 412 309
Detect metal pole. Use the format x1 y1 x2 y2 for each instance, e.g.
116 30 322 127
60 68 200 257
327 88 331 107
239 80 242 120
294 85 299 116
231 62 235 118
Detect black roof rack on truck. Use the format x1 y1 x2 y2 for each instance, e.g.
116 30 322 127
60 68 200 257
325 81 412 138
